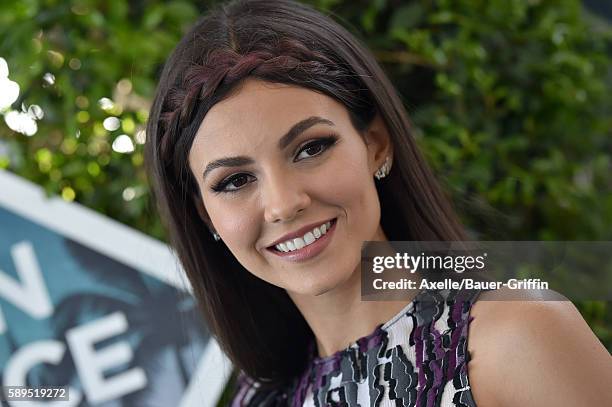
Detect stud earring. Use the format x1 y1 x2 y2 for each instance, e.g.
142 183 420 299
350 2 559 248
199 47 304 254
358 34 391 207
212 231 221 241
374 156 392 180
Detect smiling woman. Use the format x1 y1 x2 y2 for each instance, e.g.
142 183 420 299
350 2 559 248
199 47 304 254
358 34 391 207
188 80 393 297
144 0 612 406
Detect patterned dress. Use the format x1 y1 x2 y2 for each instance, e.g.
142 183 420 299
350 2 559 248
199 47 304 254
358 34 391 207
231 288 484 406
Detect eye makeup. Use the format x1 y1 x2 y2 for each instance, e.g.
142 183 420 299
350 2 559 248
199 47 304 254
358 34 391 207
209 134 339 194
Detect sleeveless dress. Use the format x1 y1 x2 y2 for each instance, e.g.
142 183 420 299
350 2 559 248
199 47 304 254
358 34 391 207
231 287 484 407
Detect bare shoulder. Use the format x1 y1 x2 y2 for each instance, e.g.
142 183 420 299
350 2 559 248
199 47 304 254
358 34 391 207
465 288 612 407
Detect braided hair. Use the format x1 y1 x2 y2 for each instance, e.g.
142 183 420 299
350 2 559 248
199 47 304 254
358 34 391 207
145 0 467 388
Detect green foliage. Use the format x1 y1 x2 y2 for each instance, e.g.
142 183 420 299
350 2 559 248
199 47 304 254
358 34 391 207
1 0 610 365
0 0 200 239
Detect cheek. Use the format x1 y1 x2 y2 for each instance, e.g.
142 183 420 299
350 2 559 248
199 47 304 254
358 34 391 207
324 147 378 217
205 199 260 255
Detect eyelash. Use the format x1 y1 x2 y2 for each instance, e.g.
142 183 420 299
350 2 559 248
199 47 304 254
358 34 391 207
210 135 338 194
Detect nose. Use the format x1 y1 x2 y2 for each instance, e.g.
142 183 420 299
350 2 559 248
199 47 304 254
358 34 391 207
262 170 311 224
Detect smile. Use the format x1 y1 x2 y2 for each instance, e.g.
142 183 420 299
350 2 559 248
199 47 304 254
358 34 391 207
274 220 331 252
267 218 337 262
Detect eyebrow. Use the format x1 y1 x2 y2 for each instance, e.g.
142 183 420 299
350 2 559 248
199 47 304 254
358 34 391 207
202 116 335 181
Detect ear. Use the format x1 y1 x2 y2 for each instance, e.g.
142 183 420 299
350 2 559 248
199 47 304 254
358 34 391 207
364 113 394 177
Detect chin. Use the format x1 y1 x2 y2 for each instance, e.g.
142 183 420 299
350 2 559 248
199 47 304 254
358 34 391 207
288 284 336 297
288 267 355 297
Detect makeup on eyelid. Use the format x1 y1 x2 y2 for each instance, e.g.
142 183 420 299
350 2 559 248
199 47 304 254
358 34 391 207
199 116 337 183
209 134 339 193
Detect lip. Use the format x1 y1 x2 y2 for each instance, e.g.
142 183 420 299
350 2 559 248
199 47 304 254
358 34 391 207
266 218 337 263
266 217 337 248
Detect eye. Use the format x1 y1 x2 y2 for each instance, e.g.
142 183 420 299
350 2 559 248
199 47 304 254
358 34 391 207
210 135 338 194
294 135 338 161
211 173 255 193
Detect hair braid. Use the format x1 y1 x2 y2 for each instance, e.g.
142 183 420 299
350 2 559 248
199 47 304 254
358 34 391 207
157 40 360 167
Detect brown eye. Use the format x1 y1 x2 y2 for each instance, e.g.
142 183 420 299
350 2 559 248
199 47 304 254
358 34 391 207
294 136 338 161
304 144 323 156
229 175 249 189
212 173 255 193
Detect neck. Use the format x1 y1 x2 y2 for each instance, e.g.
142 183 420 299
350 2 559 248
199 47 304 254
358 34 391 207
287 230 418 358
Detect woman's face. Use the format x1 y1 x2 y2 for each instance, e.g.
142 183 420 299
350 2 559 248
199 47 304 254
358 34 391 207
189 79 392 296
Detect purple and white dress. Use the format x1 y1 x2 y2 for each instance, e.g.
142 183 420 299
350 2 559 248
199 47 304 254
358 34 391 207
232 288 484 406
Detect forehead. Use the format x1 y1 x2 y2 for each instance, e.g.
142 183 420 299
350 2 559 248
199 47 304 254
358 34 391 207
189 80 349 163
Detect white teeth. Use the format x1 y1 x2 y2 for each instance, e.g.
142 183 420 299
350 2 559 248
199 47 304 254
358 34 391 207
293 238 305 249
304 232 315 245
286 240 296 251
273 219 335 253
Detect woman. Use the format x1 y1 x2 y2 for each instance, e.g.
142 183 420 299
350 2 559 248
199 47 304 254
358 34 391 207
144 0 612 405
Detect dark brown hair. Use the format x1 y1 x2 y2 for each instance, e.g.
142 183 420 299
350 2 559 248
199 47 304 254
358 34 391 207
145 0 466 388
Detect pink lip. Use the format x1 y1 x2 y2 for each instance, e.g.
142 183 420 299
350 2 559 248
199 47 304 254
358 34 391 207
266 217 337 247
266 218 337 263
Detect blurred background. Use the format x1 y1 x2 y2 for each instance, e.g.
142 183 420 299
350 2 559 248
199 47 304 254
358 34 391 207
1 0 611 405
